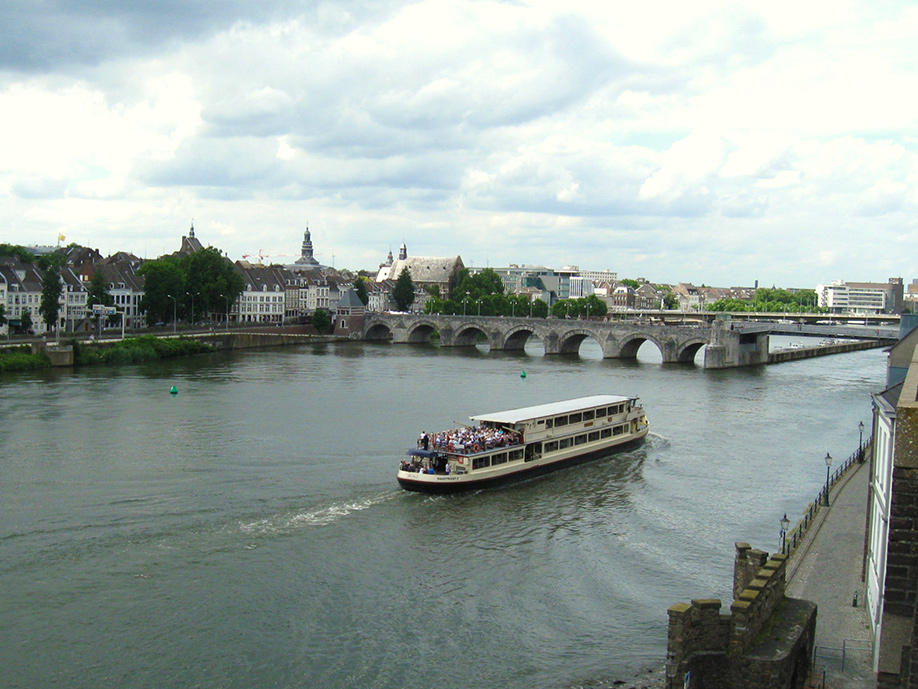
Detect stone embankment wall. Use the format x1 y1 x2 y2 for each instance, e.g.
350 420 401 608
768 339 889 363
666 544 816 689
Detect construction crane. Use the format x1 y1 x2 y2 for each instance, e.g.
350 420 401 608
241 251 293 265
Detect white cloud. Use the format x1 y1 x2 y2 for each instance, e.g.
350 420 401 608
1 0 917 286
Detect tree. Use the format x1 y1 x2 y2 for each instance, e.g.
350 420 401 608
663 292 678 310
353 277 369 306
530 298 549 318
20 309 33 333
87 270 114 310
138 257 185 325
39 266 63 332
393 267 416 311
0 303 7 330
583 294 608 318
184 247 244 321
312 308 331 332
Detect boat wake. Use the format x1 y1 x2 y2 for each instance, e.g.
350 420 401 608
239 490 402 536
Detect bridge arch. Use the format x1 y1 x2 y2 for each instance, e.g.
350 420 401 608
557 329 607 356
500 325 541 351
405 320 442 344
676 338 708 364
617 332 667 360
365 322 393 341
453 323 490 348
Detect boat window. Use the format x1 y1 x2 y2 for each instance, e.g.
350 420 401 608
543 441 558 453
596 407 607 418
613 425 625 436
545 418 553 429
509 448 524 461
600 428 612 438
588 431 600 442
491 453 507 466
568 412 582 424
583 410 595 421
472 456 491 470
555 415 568 427
574 434 587 445
559 438 572 449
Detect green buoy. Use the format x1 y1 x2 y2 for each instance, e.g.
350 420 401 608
520 371 527 379
170 385 178 394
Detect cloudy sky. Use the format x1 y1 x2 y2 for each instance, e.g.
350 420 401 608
1 0 916 287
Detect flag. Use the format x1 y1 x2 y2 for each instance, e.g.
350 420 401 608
58 233 66 242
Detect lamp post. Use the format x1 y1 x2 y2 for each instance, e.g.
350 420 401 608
858 420 865 457
477 298 481 316
780 513 790 555
220 294 230 331
186 291 198 327
166 294 177 333
824 452 832 506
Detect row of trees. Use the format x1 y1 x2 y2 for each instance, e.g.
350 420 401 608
707 288 822 313
138 247 244 325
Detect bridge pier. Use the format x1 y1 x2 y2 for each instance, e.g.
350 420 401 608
704 321 769 369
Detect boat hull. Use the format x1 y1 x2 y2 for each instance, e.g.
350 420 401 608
396 434 646 494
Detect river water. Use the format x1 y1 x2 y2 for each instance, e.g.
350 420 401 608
0 337 884 689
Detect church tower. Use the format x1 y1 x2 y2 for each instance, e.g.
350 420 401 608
398 242 407 261
295 225 320 267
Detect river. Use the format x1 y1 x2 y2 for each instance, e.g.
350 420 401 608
0 337 884 688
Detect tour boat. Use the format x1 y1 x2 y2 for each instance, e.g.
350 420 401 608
397 394 649 493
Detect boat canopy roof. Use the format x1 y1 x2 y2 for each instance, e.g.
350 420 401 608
407 449 439 458
470 394 636 425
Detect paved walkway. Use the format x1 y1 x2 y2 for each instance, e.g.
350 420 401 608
785 458 874 688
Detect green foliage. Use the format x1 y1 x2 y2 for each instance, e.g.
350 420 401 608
139 247 244 325
453 267 505 301
353 277 369 306
40 266 63 330
0 346 51 371
620 278 640 289
0 243 36 263
73 335 216 366
87 270 114 309
393 267 416 311
708 288 823 313
20 310 33 332
36 252 66 271
662 292 678 310
530 298 549 318
550 295 607 319
311 308 331 332
0 303 6 327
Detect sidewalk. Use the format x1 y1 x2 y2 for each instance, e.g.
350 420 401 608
785 459 874 688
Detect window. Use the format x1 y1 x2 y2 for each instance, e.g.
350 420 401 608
472 456 491 470
600 428 612 439
559 438 572 449
545 418 553 429
613 425 625 436
543 441 558 453
596 407 607 418
569 412 582 424
509 449 524 461
574 434 587 445
588 431 600 442
491 453 507 466
555 416 568 427
583 410 595 421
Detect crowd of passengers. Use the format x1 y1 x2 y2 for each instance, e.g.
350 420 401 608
416 425 522 455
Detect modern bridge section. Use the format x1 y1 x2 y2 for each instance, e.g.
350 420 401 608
364 313 717 365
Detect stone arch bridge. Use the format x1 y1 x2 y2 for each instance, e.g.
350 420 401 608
362 313 734 365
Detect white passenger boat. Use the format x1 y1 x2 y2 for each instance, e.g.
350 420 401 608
397 395 649 493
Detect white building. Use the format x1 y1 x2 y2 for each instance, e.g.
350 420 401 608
817 279 904 314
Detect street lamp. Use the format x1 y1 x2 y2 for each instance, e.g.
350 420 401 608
859 421 865 451
166 294 177 333
220 294 230 331
477 298 481 316
780 513 790 555
824 452 832 506
186 291 199 327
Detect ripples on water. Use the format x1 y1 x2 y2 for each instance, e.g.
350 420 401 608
0 339 884 688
